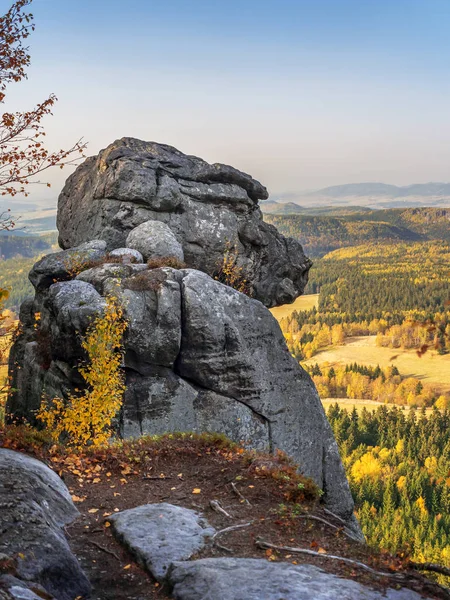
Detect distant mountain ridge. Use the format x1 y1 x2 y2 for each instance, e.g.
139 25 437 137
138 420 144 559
259 201 304 214
310 182 450 198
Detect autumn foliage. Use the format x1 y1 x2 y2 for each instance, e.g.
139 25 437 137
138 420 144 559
0 0 86 217
214 242 251 295
38 297 127 448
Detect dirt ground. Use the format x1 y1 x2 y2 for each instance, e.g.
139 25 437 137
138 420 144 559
1 430 448 600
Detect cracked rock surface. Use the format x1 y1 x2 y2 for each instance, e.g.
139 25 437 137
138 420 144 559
57 137 312 307
7 252 359 534
167 558 431 600
0 449 90 600
109 503 215 581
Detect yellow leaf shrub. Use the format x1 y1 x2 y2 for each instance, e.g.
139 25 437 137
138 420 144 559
37 296 127 448
351 451 382 482
214 242 251 296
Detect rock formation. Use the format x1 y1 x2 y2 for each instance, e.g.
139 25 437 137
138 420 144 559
7 140 360 535
57 138 311 307
0 449 90 600
109 503 215 581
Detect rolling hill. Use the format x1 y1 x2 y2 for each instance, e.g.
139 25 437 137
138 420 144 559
264 207 450 256
310 182 450 198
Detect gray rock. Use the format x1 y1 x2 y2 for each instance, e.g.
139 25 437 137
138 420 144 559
126 220 184 262
29 240 106 290
109 247 144 263
7 264 360 534
6 280 105 423
109 503 215 581
122 269 182 369
45 280 107 364
167 558 430 600
76 262 133 295
0 575 55 600
57 138 311 307
122 370 269 449
0 450 90 600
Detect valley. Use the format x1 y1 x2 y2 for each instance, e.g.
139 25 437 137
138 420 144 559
267 213 450 574
264 206 450 257
1 202 450 586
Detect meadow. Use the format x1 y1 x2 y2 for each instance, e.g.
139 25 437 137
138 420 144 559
269 293 319 320
304 335 450 393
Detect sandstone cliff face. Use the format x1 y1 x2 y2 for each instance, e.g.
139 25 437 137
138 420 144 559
7 247 358 534
7 141 360 535
57 138 311 308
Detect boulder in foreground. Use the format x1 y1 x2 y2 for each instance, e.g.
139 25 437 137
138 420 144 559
0 449 90 600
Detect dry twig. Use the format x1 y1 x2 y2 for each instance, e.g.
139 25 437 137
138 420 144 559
255 539 405 580
297 513 361 543
210 499 233 519
409 562 450 578
231 482 252 506
213 521 254 541
322 508 348 526
88 540 121 561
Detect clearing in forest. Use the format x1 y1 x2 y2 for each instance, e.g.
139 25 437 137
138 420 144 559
303 336 450 392
270 293 319 321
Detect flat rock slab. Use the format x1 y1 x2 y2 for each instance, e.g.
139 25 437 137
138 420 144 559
168 558 430 600
109 503 215 581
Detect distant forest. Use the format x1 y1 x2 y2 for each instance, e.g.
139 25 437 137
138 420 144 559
0 233 58 309
328 404 450 573
264 207 450 256
279 242 450 407
0 233 54 260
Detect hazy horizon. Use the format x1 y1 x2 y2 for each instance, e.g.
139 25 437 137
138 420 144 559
4 0 450 203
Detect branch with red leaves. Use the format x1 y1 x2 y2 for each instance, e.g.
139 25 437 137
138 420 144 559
0 0 87 228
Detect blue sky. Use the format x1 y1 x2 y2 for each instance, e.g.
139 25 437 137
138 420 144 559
5 0 450 201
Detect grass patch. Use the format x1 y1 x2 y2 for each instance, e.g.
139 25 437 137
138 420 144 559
270 294 319 321
304 335 450 393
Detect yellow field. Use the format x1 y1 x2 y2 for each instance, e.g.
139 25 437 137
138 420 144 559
304 336 450 392
270 294 319 320
321 398 434 415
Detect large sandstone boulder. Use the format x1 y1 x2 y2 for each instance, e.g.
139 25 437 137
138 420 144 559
7 247 359 536
7 142 361 537
57 138 311 307
0 449 90 600
167 558 428 600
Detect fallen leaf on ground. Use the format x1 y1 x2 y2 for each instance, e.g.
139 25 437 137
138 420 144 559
71 495 85 503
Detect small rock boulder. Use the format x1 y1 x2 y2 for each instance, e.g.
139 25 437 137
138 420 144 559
109 247 144 263
109 503 215 581
126 220 184 262
29 240 106 290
